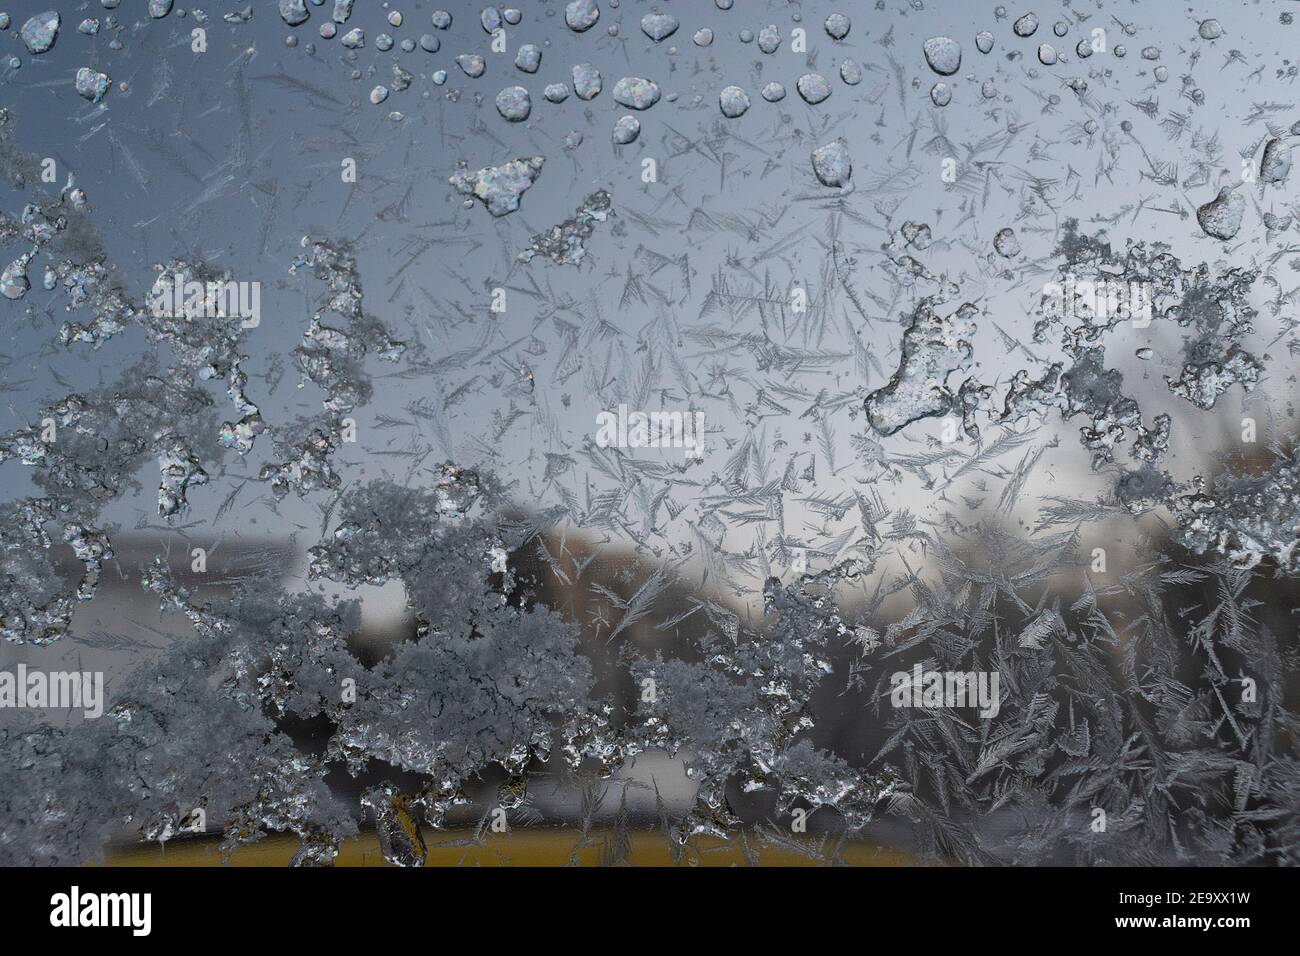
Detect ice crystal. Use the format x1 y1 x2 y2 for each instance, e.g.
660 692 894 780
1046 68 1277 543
2 0 1300 872
866 299 978 436
518 192 613 267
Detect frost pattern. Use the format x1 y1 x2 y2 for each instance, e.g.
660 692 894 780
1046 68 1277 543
0 1 1298 870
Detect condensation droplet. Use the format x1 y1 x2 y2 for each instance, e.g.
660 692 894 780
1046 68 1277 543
796 73 831 104
1013 13 1039 37
719 85 750 117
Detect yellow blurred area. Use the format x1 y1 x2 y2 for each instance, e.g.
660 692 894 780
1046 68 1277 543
105 830 914 867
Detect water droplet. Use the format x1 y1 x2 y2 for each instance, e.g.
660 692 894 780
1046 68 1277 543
565 0 600 33
515 44 540 72
495 86 531 122
612 76 660 110
1196 186 1244 240
923 36 962 75
75 67 112 103
1013 13 1039 37
640 13 678 42
19 11 59 54
612 115 640 144
811 138 852 188
993 227 1020 257
1261 138 1292 183
719 85 750 117
796 73 831 104
0 258 31 300
448 157 545 217
279 0 310 27
456 54 486 78
572 63 602 99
